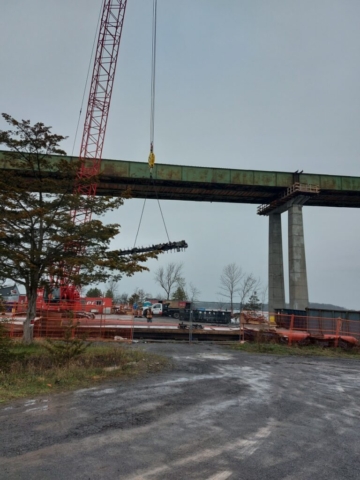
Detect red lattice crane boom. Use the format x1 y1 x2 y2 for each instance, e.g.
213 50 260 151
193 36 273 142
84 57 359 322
59 0 128 302
55 0 187 305
73 0 128 225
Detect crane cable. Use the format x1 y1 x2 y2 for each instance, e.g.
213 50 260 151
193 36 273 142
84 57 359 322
148 0 170 243
71 1 104 156
134 0 171 248
133 176 170 248
151 175 171 243
148 0 157 174
133 192 147 248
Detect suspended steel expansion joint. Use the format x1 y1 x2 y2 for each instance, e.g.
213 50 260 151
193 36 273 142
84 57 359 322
129 0 188 256
118 240 188 256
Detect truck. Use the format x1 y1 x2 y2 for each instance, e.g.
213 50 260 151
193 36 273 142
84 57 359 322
142 300 191 320
142 301 232 324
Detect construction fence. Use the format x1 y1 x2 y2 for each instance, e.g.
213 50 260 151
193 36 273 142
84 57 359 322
274 313 360 347
2 304 360 347
1 303 135 342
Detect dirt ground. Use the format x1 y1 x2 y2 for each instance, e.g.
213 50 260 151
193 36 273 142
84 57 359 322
1 342 360 480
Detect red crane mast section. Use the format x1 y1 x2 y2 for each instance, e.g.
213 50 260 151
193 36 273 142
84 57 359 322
60 0 128 302
74 0 128 225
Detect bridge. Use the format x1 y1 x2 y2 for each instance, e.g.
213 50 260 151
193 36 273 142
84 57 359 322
1 151 360 206
64 156 360 207
2 150 360 315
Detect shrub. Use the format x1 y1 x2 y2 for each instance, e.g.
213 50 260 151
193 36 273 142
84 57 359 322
43 321 89 367
0 320 14 373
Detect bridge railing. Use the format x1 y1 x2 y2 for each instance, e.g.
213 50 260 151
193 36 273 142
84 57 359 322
257 182 320 215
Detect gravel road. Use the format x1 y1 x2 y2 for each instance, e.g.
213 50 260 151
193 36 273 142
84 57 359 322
1 343 360 480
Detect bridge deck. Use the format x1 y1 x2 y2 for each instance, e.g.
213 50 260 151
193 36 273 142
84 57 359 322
1 151 360 207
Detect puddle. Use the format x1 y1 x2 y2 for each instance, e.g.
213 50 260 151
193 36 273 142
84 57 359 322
198 354 233 361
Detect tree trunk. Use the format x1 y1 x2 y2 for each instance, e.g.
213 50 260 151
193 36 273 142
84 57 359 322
23 287 37 344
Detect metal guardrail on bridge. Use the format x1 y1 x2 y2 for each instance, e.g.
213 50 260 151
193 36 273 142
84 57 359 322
257 182 320 215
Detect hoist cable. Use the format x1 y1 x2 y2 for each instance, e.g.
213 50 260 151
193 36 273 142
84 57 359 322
133 177 171 249
149 0 171 244
134 0 171 249
133 196 147 248
71 1 104 156
150 0 157 150
151 176 171 243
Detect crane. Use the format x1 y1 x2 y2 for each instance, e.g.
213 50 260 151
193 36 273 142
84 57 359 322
56 0 128 303
54 0 187 305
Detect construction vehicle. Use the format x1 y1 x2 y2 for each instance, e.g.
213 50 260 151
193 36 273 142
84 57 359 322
142 300 192 320
142 301 232 324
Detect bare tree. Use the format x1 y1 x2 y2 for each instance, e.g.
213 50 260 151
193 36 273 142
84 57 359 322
156 292 166 301
238 274 261 312
116 292 129 304
105 278 118 300
218 263 244 313
260 284 268 312
217 297 226 310
188 282 201 302
129 287 151 304
154 262 184 299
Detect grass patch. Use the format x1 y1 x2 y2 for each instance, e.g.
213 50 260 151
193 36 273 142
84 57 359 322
230 341 360 359
0 341 169 404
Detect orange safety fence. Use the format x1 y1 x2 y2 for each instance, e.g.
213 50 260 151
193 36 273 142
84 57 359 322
0 302 135 342
275 313 360 347
3 306 360 347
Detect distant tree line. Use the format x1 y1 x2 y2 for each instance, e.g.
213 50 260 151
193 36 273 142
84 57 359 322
86 261 266 313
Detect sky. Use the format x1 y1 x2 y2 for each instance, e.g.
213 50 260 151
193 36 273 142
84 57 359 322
1 0 360 308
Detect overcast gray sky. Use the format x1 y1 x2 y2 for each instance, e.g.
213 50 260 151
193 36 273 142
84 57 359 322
1 1 360 308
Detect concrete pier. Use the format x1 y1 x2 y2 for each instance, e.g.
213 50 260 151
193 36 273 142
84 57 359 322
288 205 309 310
268 213 285 314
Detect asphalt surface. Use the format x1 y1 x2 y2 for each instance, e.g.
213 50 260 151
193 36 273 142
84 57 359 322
1 343 360 480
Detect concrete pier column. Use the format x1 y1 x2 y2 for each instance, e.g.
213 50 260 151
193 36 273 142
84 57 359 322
288 204 309 310
268 213 285 314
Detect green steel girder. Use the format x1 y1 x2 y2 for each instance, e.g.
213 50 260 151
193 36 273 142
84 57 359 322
1 150 360 207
